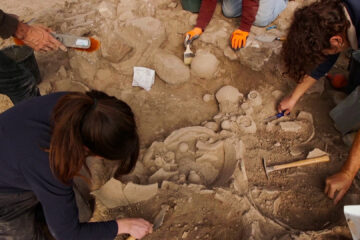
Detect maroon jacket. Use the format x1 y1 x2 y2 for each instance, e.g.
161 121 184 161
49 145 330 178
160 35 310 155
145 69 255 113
196 0 259 32
0 9 19 39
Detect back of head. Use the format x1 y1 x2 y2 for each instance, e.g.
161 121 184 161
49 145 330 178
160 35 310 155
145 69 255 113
49 90 139 184
282 0 349 82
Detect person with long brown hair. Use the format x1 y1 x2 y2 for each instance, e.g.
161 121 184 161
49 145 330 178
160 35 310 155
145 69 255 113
0 91 152 239
277 0 360 204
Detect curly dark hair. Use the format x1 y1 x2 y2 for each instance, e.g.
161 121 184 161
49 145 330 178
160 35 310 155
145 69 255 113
281 0 350 82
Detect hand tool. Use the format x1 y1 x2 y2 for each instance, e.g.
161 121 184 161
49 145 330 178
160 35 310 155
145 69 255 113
266 25 277 31
255 34 286 43
262 155 330 179
184 35 195 65
14 33 100 52
126 205 169 240
264 111 286 123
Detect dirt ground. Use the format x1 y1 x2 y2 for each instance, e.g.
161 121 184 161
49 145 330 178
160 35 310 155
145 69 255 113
0 0 357 239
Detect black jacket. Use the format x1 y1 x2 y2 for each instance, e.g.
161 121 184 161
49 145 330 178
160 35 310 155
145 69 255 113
0 9 19 39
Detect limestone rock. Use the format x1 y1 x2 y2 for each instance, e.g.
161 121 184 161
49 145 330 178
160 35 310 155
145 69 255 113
224 46 238 61
123 182 158 204
70 55 97 81
237 115 257 134
101 33 133 63
200 20 231 49
153 50 190 85
247 90 262 107
178 142 189 153
241 102 253 115
53 79 87 92
279 121 302 133
236 47 273 71
98 1 117 19
203 94 214 102
91 178 128 208
297 111 314 124
215 85 243 113
191 50 219 79
204 122 219 132
126 17 165 43
307 148 328 159
149 168 178 184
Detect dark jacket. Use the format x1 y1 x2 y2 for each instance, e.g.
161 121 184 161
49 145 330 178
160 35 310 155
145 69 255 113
0 9 19 39
0 93 118 240
310 0 360 80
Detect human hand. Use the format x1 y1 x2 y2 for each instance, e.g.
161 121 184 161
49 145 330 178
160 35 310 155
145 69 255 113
325 171 353 204
230 29 249 50
185 27 202 45
14 22 66 52
117 218 153 239
277 96 297 115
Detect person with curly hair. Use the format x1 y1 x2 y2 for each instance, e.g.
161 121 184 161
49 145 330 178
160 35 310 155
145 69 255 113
278 0 360 205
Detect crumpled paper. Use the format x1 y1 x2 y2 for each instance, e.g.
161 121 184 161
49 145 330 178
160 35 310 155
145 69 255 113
132 66 155 91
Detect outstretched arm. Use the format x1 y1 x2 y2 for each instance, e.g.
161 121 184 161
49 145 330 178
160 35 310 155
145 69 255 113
278 74 317 114
325 130 360 204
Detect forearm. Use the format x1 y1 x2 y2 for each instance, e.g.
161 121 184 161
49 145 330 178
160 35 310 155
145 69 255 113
195 0 217 30
290 75 317 102
341 131 360 179
239 0 259 32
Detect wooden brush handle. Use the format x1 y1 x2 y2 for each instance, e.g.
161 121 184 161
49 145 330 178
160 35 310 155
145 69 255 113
126 236 136 240
273 155 330 171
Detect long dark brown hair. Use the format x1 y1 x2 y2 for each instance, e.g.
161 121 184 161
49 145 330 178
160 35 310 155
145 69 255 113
282 0 350 82
49 90 139 184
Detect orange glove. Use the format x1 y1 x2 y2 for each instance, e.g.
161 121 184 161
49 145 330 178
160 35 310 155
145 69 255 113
230 29 249 50
185 27 203 45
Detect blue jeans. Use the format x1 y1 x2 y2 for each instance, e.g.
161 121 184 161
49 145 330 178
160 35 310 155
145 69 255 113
222 0 288 27
0 46 40 105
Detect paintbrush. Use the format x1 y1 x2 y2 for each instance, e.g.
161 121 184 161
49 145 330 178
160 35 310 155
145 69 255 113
184 43 194 65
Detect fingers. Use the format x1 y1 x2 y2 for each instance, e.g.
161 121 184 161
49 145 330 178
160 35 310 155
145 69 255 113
334 189 346 205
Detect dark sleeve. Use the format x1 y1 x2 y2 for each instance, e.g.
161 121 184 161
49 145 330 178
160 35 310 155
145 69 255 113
310 54 340 80
0 9 19 39
195 0 217 30
21 155 118 240
239 0 259 32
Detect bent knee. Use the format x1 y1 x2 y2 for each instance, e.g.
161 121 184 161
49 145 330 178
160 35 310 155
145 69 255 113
222 5 240 18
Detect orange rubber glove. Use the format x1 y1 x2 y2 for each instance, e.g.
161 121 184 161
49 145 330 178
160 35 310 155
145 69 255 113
185 27 203 45
230 29 249 50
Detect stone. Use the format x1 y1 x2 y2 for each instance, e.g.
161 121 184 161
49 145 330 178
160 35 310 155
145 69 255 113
191 50 219 79
241 102 253 115
178 142 189 153
93 68 114 91
307 148 328 159
215 85 243 113
98 1 117 19
123 182 158 204
203 94 214 102
221 120 232 130
91 178 128 208
101 33 133 63
188 171 202 184
149 168 179 184
237 115 257 134
266 122 275 132
57 65 67 78
247 90 262 107
200 20 231 49
70 55 97 81
118 10 135 21
53 79 87 92
153 50 190 85
236 47 273 71
224 46 238 61
204 122 219 132
297 111 314 124
168 2 177 8
279 121 302 133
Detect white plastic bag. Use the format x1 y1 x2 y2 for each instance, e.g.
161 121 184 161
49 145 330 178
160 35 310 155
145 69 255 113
132 67 155 91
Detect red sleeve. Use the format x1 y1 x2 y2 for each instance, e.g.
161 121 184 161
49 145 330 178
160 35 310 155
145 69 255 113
239 0 259 32
195 0 217 30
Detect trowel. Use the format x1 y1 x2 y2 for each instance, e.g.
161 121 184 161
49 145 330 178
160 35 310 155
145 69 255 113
255 34 286 43
126 204 169 240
